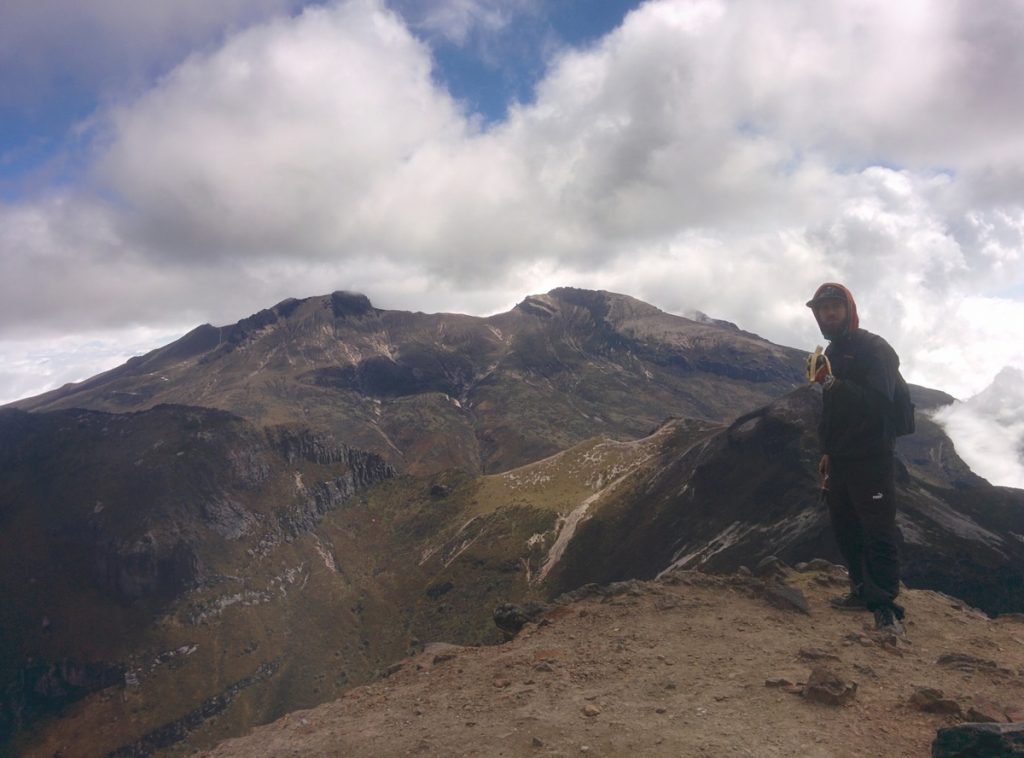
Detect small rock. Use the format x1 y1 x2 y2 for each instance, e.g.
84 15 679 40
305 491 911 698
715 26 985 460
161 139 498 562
532 737 544 748
534 662 554 673
932 722 1024 757
737 566 753 577
765 677 795 688
909 688 962 715
433 653 457 665
799 648 840 662
761 581 811 614
794 562 809 572
806 558 838 571
423 642 462 659
582 704 601 717
655 707 667 714
494 603 549 638
966 698 1006 723
755 555 787 578
802 666 857 706
936 653 998 673
494 678 512 688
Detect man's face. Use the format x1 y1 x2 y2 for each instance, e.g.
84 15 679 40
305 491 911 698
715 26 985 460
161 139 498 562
814 298 847 336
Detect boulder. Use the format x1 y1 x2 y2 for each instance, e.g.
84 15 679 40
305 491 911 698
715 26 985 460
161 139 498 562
803 666 857 706
932 722 1024 757
910 688 962 716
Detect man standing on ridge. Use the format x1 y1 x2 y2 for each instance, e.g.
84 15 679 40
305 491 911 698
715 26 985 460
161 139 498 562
806 283 906 633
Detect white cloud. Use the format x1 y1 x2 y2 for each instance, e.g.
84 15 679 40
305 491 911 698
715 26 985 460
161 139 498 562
3 0 1024 484
933 367 1024 489
0 327 194 404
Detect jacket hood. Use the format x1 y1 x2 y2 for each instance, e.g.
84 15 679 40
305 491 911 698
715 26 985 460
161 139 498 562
807 282 859 338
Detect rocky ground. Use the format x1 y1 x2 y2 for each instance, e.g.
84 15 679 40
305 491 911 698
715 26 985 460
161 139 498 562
200 563 1024 757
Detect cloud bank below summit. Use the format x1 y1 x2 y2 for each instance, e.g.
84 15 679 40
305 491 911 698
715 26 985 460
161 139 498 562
2 0 1023 484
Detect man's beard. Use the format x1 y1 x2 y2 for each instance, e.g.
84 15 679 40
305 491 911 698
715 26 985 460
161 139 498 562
818 320 847 340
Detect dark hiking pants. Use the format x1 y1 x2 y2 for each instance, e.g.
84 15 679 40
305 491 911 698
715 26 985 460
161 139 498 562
825 455 900 610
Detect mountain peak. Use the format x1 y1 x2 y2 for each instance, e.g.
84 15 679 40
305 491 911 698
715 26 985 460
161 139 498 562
328 291 374 319
513 287 665 322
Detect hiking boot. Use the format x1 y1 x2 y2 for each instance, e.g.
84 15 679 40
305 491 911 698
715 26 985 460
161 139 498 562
829 592 868 611
873 605 905 634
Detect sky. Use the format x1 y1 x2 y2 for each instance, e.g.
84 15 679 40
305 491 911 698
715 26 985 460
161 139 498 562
1 0 1023 486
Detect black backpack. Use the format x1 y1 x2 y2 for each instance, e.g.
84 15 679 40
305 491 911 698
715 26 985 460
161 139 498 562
891 373 915 437
833 330 915 437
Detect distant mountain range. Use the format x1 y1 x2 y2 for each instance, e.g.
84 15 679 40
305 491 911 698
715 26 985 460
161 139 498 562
3 288 1021 756
12 288 808 475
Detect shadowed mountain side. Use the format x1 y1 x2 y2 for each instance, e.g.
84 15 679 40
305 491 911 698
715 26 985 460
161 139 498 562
9 288 807 475
0 405 396 752
541 387 1024 615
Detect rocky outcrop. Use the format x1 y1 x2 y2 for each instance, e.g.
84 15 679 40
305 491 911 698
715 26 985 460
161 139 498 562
1 659 124 743
268 427 395 536
94 534 201 602
330 290 375 319
109 660 280 757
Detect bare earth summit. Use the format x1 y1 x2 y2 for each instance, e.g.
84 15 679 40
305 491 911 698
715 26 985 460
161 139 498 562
201 565 1024 758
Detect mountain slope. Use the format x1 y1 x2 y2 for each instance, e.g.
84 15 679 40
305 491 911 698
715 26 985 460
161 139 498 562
538 387 1024 615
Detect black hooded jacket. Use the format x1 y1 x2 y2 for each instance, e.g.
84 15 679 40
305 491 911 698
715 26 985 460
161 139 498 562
813 284 901 460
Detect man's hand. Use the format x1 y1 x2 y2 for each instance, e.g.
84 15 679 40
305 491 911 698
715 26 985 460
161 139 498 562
806 347 834 386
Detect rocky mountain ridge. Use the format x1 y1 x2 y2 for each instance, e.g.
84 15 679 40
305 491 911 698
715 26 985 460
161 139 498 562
10 288 808 475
